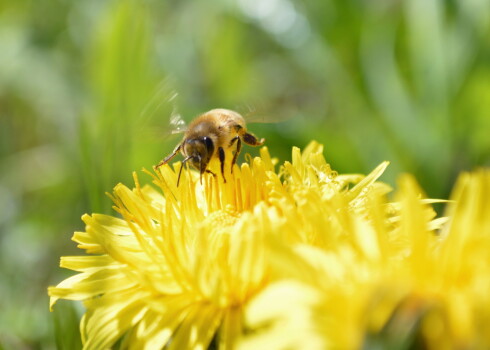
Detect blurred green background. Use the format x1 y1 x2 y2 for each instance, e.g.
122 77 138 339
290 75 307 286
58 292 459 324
1 0 489 348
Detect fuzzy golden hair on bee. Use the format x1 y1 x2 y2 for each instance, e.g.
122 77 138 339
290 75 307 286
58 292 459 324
155 109 265 186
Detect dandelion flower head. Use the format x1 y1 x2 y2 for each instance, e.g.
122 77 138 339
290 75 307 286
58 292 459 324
48 142 490 349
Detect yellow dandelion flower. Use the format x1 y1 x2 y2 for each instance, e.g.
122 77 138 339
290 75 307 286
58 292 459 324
48 141 391 349
240 169 490 349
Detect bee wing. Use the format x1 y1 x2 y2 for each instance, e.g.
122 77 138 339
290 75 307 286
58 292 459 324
134 82 188 142
169 111 188 134
242 108 291 124
236 98 299 124
139 82 178 127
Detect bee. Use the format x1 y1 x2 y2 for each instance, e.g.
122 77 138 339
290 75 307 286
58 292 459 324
155 108 265 185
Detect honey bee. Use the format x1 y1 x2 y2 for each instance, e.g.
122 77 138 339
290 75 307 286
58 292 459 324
155 108 265 185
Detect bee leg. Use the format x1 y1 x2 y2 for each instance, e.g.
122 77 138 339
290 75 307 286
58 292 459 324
155 143 182 168
218 147 226 183
242 132 265 147
229 136 239 147
229 136 241 173
205 169 217 184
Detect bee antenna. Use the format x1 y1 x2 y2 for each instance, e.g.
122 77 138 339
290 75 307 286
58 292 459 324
177 156 192 187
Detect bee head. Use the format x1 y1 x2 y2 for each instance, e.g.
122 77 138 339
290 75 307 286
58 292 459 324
183 136 215 173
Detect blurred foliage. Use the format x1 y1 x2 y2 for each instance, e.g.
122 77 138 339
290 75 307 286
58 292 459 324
0 0 489 348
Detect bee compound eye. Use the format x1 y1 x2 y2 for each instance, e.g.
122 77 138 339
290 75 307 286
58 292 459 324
203 137 214 154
